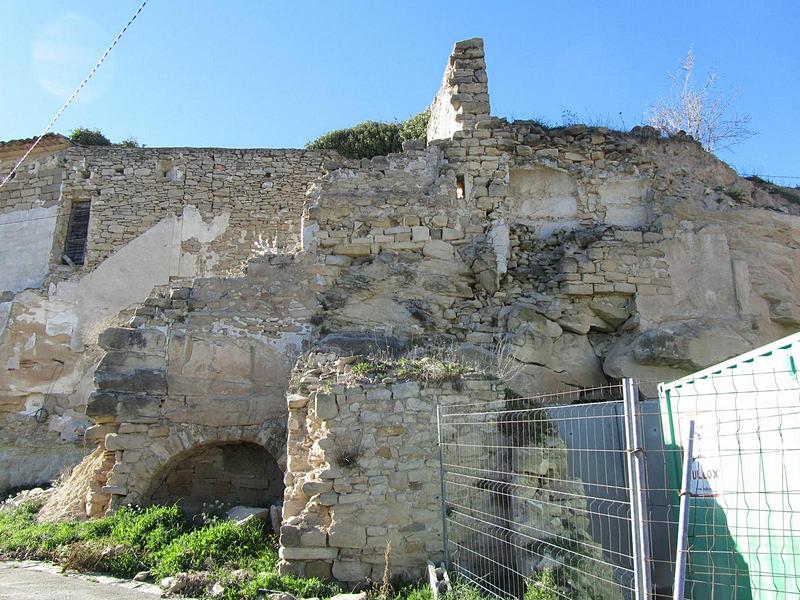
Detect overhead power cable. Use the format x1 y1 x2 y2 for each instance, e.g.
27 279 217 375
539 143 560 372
0 0 151 191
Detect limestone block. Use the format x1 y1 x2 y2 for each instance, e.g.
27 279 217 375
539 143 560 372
422 240 455 260
332 244 371 257
279 546 339 560
561 282 594 295
225 506 271 524
315 393 338 419
332 561 371 583
589 296 632 328
84 424 116 443
287 394 309 409
300 527 328 547
306 560 333 579
98 328 166 354
280 525 302 547
329 521 367 548
86 391 161 423
411 226 430 242
95 367 167 395
302 479 333 496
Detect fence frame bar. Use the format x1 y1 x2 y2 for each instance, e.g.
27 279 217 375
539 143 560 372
623 378 652 600
672 419 695 600
436 402 451 570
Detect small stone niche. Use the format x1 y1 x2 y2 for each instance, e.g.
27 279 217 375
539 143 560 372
156 158 179 182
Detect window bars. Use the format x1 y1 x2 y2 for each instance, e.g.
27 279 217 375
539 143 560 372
64 201 91 265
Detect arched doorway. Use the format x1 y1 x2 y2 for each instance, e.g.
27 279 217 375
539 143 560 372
146 441 283 516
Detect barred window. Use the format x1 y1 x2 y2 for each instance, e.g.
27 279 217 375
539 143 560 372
63 201 90 265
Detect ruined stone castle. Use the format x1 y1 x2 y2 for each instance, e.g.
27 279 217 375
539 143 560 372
1 39 799 584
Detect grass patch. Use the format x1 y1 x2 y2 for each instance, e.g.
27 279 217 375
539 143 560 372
348 355 471 386
0 500 486 599
0 502 334 597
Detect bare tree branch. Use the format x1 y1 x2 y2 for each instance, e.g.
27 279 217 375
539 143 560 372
648 49 755 152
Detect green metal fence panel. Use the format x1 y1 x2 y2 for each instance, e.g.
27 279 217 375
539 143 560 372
658 331 800 600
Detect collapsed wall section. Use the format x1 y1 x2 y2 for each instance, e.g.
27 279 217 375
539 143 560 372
279 355 504 584
80 256 319 516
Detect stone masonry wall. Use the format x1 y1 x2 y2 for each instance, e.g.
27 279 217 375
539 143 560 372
279 354 504 585
80 255 319 516
0 143 334 493
1 144 336 294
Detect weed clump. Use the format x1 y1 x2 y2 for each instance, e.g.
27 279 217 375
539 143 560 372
348 355 470 386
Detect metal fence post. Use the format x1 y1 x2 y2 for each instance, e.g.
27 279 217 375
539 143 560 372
673 420 695 600
436 403 450 569
623 378 652 600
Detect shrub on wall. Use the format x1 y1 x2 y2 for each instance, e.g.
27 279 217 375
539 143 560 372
69 128 112 146
68 128 143 147
306 110 430 159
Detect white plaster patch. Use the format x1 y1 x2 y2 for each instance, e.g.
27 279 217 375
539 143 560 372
0 206 60 293
301 215 318 252
45 311 77 338
42 205 232 349
180 205 230 243
489 220 510 275
0 301 10 338
508 167 580 238
22 393 45 414
427 67 461 142
598 179 650 227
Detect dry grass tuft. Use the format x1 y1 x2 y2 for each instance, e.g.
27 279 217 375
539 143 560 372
38 447 105 523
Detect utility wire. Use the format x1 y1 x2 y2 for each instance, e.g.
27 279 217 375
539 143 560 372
0 0 151 191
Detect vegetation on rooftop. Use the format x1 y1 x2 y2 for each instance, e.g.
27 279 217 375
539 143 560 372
68 127 141 148
306 110 429 159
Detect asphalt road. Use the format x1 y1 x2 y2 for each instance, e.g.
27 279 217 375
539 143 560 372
0 561 162 599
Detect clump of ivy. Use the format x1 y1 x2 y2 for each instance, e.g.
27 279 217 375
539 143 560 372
306 110 429 159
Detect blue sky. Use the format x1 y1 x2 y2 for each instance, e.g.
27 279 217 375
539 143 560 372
2 1 798 183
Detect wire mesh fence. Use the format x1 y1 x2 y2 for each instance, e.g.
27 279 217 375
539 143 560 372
438 360 800 600
652 366 800 600
438 385 637 600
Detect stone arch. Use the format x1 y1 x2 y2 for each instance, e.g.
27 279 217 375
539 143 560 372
109 418 287 512
144 440 283 515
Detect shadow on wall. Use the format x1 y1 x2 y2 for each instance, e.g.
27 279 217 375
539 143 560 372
660 441 753 600
145 441 284 517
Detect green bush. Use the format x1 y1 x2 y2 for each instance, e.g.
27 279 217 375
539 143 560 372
110 504 187 554
69 127 112 146
524 568 560 600
306 110 429 159
399 110 430 141
151 518 274 578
